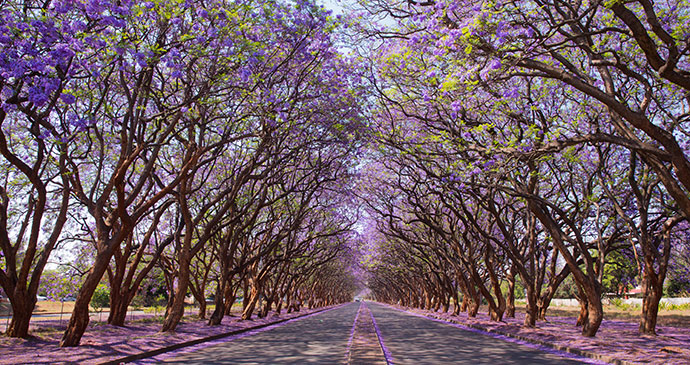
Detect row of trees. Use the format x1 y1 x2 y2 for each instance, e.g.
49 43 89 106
0 0 362 346
358 0 690 338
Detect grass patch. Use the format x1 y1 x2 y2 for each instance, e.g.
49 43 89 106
134 316 164 324
142 306 166 315
659 302 690 311
609 298 640 311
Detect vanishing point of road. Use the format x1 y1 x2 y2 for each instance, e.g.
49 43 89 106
152 301 589 364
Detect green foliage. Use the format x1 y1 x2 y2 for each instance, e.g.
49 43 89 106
553 275 579 299
501 278 525 299
608 297 638 311
90 284 110 311
601 249 638 295
658 302 690 311
666 280 690 297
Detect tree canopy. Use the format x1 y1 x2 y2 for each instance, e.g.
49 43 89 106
1 0 689 345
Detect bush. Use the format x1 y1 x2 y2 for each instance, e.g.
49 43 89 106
90 284 110 310
609 297 624 308
659 302 690 311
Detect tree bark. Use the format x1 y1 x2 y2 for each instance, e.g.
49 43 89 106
5 291 34 338
241 284 260 320
640 285 661 335
161 248 191 332
208 282 225 326
107 290 132 326
524 288 538 328
60 246 114 347
639 255 664 335
506 264 516 318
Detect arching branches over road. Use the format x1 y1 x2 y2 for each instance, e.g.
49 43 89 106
357 0 689 338
0 0 365 346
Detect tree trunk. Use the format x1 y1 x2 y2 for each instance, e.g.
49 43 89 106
164 290 174 318
198 299 207 320
506 266 516 318
189 282 207 320
225 290 237 316
276 296 284 314
433 295 441 311
241 285 260 320
576 297 588 327
242 279 250 312
485 250 506 322
524 286 538 328
537 265 570 321
467 287 480 318
639 269 663 335
441 295 450 313
107 290 132 326
61 247 113 347
161 247 191 332
5 292 35 338
452 290 461 315
529 201 603 337
208 282 226 326
260 298 273 318
583 289 603 337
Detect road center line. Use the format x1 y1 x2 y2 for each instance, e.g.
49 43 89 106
365 301 394 365
346 302 363 362
347 301 389 365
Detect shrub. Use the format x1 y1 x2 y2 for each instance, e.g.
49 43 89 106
90 284 110 311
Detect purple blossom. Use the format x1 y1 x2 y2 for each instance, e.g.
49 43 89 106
60 93 76 104
502 87 519 99
28 86 49 106
450 100 462 112
239 68 251 82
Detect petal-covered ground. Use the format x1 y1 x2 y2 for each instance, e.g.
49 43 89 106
385 304 690 365
0 307 329 364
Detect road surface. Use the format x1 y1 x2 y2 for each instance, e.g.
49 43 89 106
158 301 586 364
366 302 582 364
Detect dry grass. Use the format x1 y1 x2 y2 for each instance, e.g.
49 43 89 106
1 300 247 317
500 301 690 328
0 299 77 315
541 305 690 328
35 300 76 313
450 303 690 329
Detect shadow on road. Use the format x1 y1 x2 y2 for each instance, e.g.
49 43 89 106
366 302 584 365
163 303 360 364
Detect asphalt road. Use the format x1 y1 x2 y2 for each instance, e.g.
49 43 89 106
162 303 360 364
159 301 586 364
366 302 583 364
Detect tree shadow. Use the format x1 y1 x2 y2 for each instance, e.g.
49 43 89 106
367 303 584 365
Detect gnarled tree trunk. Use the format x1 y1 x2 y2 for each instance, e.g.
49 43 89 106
61 246 114 347
5 291 35 338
